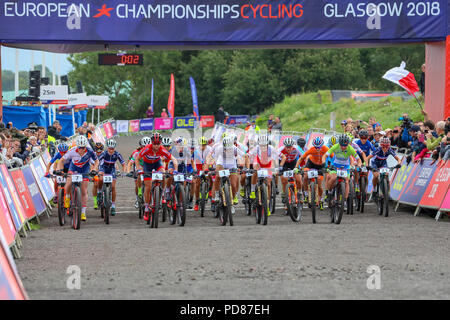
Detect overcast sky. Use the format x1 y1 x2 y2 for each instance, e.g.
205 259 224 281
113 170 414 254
1 46 73 74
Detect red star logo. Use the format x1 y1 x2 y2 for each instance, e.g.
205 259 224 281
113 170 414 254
93 4 114 18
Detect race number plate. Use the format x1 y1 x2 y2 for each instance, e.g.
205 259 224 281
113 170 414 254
103 175 113 183
246 172 253 177
283 170 294 178
361 167 368 173
219 170 230 177
380 168 390 174
174 174 185 182
257 169 269 178
337 170 348 178
71 174 83 183
56 176 66 184
152 172 163 181
140 175 144 182
307 170 318 179
186 175 193 182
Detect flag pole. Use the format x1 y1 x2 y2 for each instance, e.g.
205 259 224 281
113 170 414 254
413 94 423 110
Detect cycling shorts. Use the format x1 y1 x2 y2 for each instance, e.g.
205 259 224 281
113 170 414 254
143 160 164 181
99 166 117 180
305 159 324 171
69 163 90 175
282 161 297 172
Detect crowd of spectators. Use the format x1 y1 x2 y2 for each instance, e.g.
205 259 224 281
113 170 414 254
338 111 450 164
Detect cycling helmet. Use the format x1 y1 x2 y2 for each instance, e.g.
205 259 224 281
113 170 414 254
380 137 391 147
199 136 208 145
338 134 350 146
258 135 269 146
222 132 228 139
106 138 117 149
162 137 172 147
94 142 104 152
283 137 295 147
75 135 88 148
151 132 162 144
297 137 306 149
312 137 324 149
57 142 69 153
223 136 234 148
359 130 369 139
140 136 151 147
208 138 215 145
330 135 338 145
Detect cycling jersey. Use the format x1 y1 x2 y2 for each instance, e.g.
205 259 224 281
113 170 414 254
249 145 278 168
354 139 375 156
278 146 300 163
371 147 397 168
139 144 172 164
214 145 245 169
234 142 248 154
50 152 70 169
300 145 329 166
171 146 190 165
99 150 125 179
326 144 357 168
62 147 98 174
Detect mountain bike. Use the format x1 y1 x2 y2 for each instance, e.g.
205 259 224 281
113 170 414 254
356 166 369 213
248 168 271 225
242 168 254 216
304 168 324 224
211 168 237 226
97 172 121 225
146 171 165 228
269 175 277 216
346 168 356 215
327 166 347 225
280 169 303 222
198 171 210 217
168 172 187 227
127 171 145 219
369 166 395 217
50 173 67 226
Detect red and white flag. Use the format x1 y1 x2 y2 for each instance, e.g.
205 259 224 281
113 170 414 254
382 61 420 96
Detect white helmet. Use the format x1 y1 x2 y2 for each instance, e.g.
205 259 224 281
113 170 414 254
106 138 117 149
223 136 234 148
283 137 295 147
258 135 269 146
162 137 172 147
140 136 151 146
75 135 88 148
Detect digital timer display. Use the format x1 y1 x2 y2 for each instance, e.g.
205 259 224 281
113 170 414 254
98 53 143 66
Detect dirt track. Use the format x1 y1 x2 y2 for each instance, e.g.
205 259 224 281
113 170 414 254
15 135 450 300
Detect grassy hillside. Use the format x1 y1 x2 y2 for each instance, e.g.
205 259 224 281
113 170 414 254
255 90 423 133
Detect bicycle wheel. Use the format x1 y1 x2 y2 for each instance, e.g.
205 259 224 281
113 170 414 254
219 182 231 226
360 177 366 213
347 179 354 215
138 195 143 219
260 183 269 225
376 184 383 216
72 186 82 230
288 186 302 222
382 178 389 217
269 179 276 215
57 188 65 226
255 186 262 224
334 181 345 224
310 181 317 224
176 185 186 227
246 180 252 216
200 181 206 217
152 187 160 228
104 186 110 225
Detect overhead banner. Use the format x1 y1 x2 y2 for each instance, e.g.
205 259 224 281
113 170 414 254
154 117 173 130
418 161 450 209
398 159 438 206
175 117 196 129
225 115 249 126
140 118 154 131
40 85 69 104
129 120 140 132
116 120 129 133
0 1 446 48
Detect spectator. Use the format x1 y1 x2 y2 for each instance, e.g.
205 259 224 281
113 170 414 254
419 63 425 97
0 122 4 129
161 108 169 118
445 116 450 134
369 117 381 130
48 120 68 141
27 136 41 153
340 120 347 131
12 138 30 162
267 114 274 131
426 121 446 151
146 106 154 118
6 122 13 129
271 117 282 131
390 126 402 147
367 126 375 142
216 107 226 124
439 132 450 161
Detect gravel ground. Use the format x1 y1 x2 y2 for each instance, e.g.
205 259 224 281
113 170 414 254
15 135 450 300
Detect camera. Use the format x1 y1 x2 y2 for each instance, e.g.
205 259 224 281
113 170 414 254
399 116 413 129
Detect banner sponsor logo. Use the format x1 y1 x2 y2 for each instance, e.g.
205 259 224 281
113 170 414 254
0 189 16 245
9 171 36 220
129 119 140 132
103 122 113 139
0 166 21 230
139 118 154 131
175 117 196 129
419 161 450 209
21 166 46 215
0 166 26 226
116 120 129 133
390 160 417 201
225 115 249 126
154 117 173 130
200 115 215 128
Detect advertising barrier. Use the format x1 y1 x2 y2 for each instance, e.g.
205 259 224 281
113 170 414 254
390 159 417 201
224 115 249 126
139 118 154 131
175 117 196 129
398 159 438 206
0 165 26 228
116 120 129 133
418 161 450 209
129 120 140 133
103 122 114 139
439 188 450 212
30 158 54 205
9 170 36 221
0 165 22 231
21 166 47 216
0 192 16 246
154 117 173 130
200 116 215 128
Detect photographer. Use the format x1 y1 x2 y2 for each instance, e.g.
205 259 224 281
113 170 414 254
399 113 414 150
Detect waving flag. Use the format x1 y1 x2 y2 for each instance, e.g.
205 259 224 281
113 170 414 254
167 74 175 118
150 78 154 113
189 77 199 121
382 61 420 96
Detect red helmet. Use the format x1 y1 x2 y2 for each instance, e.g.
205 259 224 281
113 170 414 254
151 132 162 144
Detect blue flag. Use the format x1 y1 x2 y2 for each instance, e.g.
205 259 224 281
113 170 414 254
189 77 199 121
150 78 154 113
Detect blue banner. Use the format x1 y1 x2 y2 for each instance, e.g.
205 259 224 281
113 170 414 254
0 1 446 48
190 77 199 121
139 118 154 131
174 117 196 129
225 115 249 126
55 113 75 137
31 158 55 202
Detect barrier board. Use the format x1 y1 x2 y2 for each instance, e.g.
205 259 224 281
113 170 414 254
418 161 450 209
154 117 173 130
0 165 26 227
9 170 36 221
129 120 140 133
0 191 16 246
21 166 47 216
